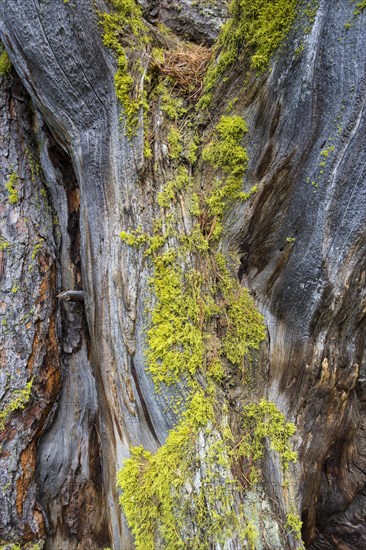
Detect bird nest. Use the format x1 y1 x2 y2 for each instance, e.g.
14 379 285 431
153 45 212 100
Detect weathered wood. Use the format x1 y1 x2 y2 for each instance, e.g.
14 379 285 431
0 1 365 548
57 290 85 302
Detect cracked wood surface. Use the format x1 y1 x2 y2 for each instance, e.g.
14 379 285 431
0 1 366 549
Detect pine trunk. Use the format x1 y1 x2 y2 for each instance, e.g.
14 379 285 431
1 1 366 549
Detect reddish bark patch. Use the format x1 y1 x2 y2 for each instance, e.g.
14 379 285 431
16 440 36 516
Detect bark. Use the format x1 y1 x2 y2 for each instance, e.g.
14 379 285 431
0 1 365 549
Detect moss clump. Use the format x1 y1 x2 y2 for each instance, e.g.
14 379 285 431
286 512 303 542
355 0 366 14
116 18 299 543
199 0 298 107
237 400 297 480
0 236 10 251
117 396 297 548
167 126 182 160
0 379 33 431
211 252 265 368
155 80 187 121
223 287 266 366
146 254 205 386
5 172 19 204
117 390 214 549
119 225 149 247
117 389 261 549
154 80 199 164
120 221 171 256
0 48 11 76
158 166 192 208
202 115 256 239
99 0 149 135
203 115 249 174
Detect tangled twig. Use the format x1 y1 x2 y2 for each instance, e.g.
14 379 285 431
153 45 212 100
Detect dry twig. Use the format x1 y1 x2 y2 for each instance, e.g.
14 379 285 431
153 45 212 100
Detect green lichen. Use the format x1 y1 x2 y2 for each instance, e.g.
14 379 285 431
31 239 45 260
0 379 33 432
5 172 19 204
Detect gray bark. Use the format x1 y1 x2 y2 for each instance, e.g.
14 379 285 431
0 0 365 549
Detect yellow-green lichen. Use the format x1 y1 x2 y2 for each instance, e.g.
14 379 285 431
0 236 10 251
0 379 33 432
31 239 45 260
320 144 335 159
0 48 11 76
157 166 192 208
5 172 19 204
0 543 43 550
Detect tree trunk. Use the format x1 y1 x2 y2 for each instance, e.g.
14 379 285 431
0 1 366 549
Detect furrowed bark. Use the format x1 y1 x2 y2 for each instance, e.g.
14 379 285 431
0 1 365 549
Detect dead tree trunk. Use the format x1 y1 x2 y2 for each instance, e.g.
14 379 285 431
0 1 366 549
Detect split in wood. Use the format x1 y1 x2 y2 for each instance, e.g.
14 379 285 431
57 290 84 302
